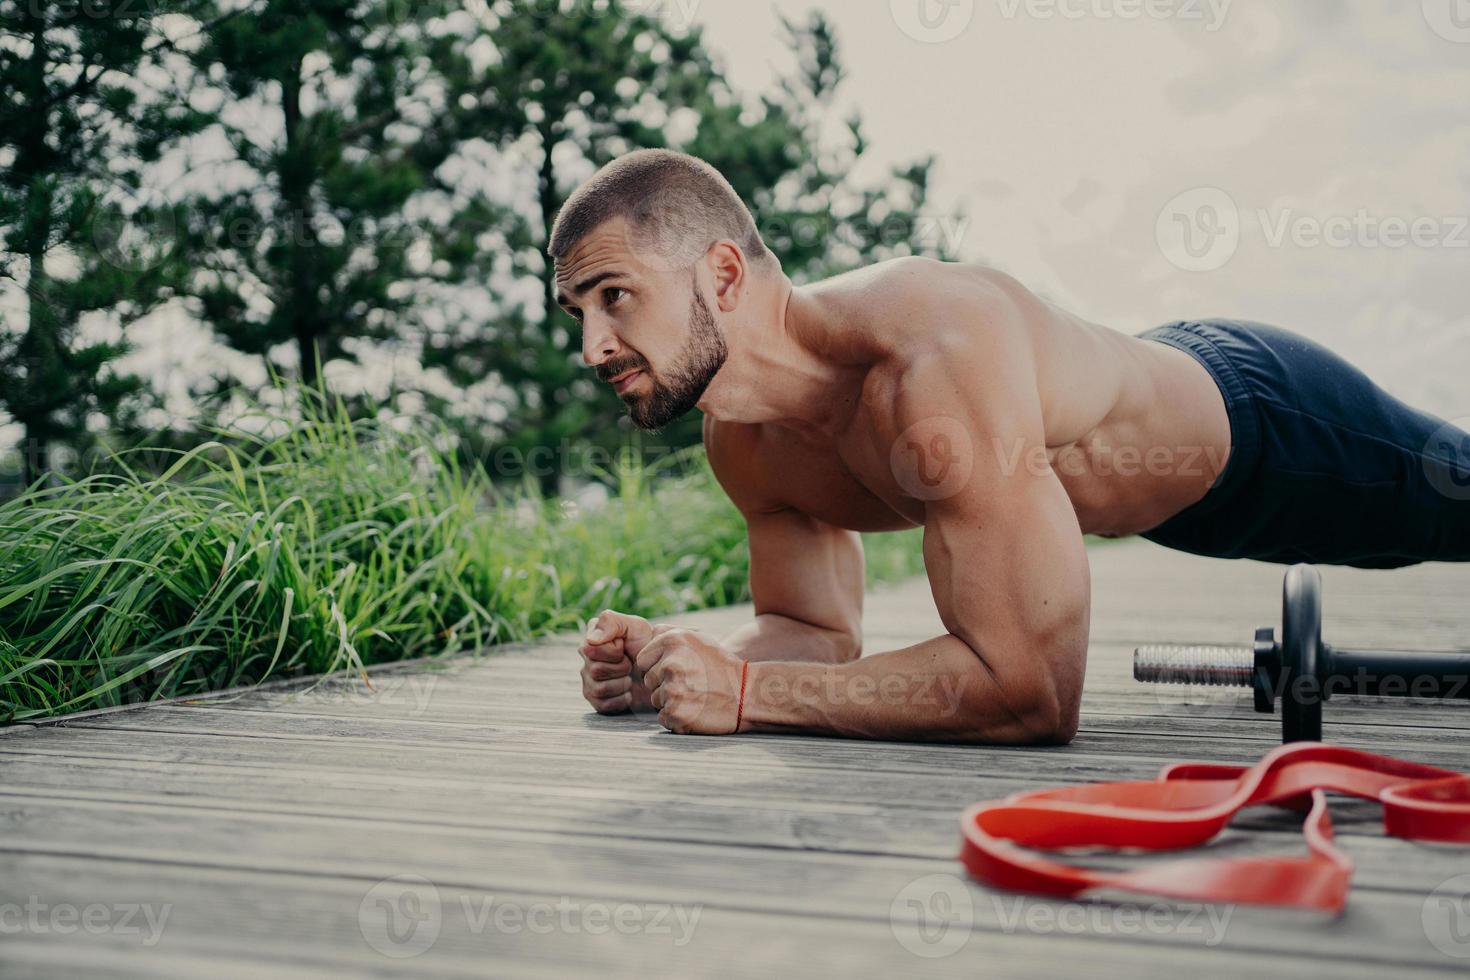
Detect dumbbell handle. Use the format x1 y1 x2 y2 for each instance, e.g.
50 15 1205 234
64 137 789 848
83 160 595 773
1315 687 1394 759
1135 643 1470 698
1326 647 1470 698
1134 644 1252 687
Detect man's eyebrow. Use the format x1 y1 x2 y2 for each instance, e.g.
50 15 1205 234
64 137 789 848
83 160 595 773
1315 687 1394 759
556 270 624 308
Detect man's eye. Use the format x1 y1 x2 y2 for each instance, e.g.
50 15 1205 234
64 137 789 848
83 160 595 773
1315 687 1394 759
604 287 626 306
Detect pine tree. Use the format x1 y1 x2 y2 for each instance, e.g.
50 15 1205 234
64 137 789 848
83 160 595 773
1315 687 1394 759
0 0 206 486
176 0 494 392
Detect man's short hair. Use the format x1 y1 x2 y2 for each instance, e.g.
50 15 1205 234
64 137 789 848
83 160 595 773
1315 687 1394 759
549 148 776 273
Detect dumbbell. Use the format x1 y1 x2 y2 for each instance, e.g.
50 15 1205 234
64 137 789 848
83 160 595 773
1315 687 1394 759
1133 564 1470 742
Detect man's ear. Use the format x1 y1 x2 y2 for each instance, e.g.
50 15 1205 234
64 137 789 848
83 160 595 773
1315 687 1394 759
707 240 747 313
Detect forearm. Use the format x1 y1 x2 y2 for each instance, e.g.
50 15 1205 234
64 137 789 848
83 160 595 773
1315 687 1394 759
720 612 859 665
739 634 1075 744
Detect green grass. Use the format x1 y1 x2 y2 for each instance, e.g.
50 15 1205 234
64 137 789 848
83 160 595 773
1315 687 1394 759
0 396 926 721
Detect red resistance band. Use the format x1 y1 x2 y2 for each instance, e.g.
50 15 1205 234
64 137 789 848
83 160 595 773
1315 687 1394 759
959 742 1470 913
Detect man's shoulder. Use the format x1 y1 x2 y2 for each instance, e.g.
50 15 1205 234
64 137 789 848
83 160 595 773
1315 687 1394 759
808 257 1031 359
832 261 1046 459
813 256 1022 309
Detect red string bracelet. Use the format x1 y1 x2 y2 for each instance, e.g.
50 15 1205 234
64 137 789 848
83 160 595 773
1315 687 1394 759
734 660 749 734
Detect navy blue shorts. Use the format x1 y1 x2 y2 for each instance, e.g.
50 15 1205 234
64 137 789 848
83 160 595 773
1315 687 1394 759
1137 319 1470 568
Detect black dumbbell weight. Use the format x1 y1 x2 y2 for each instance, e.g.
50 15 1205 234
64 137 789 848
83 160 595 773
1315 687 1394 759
1134 564 1470 742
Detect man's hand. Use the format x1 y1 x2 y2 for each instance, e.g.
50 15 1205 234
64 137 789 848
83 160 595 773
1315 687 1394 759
635 627 746 735
578 610 656 715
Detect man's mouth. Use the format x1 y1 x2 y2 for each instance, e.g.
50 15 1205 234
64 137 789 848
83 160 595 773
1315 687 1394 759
611 369 643 394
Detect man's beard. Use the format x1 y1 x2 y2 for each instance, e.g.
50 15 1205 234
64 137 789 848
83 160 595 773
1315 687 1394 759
623 284 727 431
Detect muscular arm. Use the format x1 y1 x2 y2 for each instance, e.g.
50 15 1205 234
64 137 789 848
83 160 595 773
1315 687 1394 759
737 301 1091 745
721 508 866 663
704 416 865 665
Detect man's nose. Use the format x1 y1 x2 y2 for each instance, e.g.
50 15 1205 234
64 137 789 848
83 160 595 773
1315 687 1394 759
582 316 621 366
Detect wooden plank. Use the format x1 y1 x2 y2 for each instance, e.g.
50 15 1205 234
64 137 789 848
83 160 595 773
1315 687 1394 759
51 697 1470 767
0 776 1461 892
0 944 340 980
3 850 1465 977
12 852 1447 980
170 670 1470 736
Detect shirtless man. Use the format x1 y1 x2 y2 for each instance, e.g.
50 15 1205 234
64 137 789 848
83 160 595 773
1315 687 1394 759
553 149 1470 745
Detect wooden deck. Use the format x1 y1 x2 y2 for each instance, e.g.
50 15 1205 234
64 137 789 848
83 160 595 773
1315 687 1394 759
2 539 1469 978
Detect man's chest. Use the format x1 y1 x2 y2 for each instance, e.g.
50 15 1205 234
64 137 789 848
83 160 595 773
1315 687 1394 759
760 415 931 532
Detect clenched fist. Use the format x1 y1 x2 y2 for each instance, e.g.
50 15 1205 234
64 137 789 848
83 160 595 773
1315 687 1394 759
635 627 746 735
577 610 656 715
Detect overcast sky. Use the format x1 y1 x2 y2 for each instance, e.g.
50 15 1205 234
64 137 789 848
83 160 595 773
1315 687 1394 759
691 0 1470 418
5 0 1468 461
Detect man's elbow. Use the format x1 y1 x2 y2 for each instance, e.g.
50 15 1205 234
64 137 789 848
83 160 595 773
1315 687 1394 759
955 679 1073 745
818 622 862 663
1013 687 1079 745
957 639 1084 745
1016 616 1087 744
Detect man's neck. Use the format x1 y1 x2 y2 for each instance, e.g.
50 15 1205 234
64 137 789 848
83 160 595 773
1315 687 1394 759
695 276 869 441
